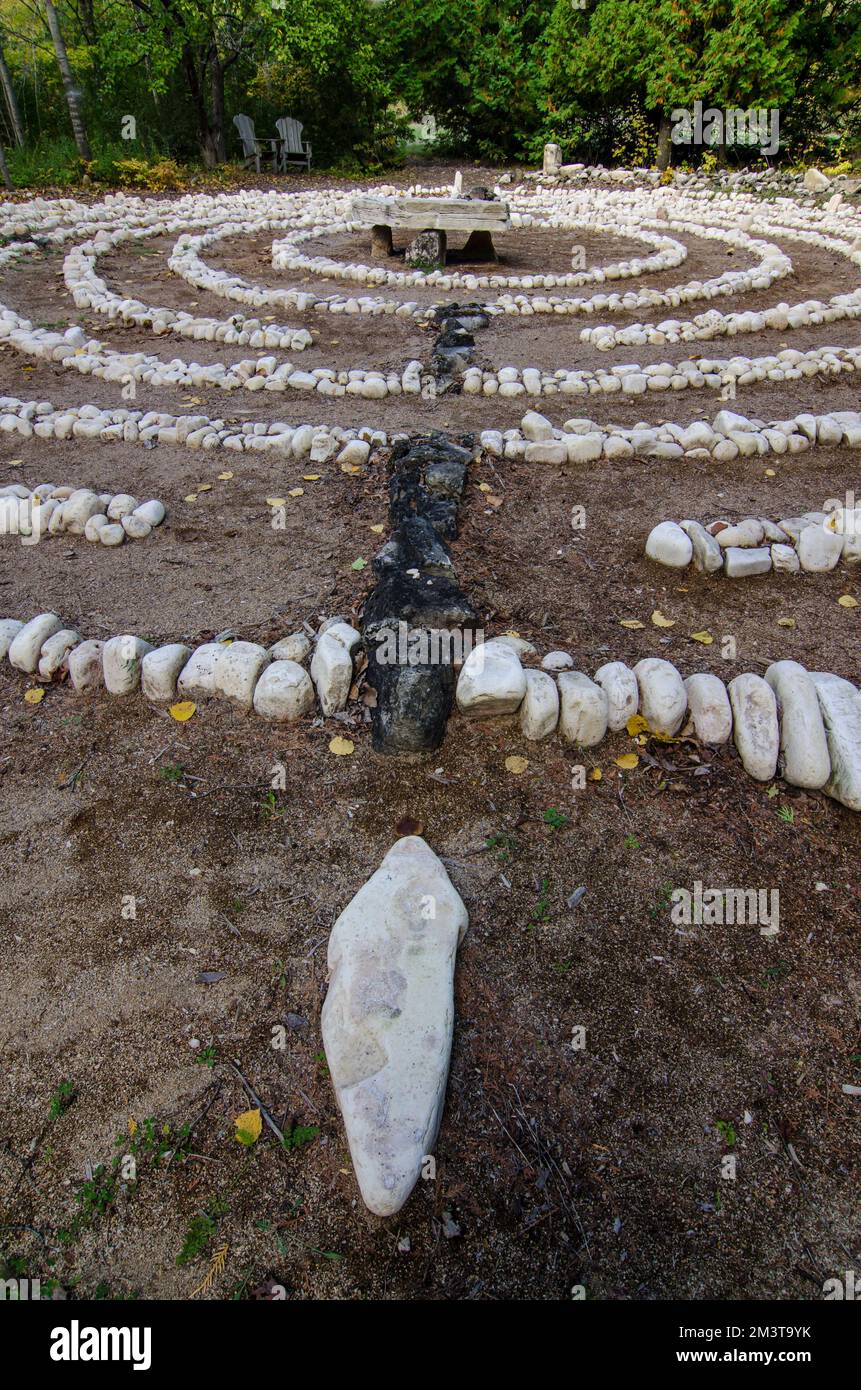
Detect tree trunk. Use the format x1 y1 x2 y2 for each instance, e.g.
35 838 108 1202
0 34 25 147
656 111 672 170
183 45 217 167
210 55 227 164
0 139 12 189
43 0 91 161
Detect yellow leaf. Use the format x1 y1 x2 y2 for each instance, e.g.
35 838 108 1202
589 767 602 781
689 630 714 644
217 470 234 481
502 630 520 638
303 474 321 481
765 468 776 477
777 617 796 629
615 753 640 770
504 755 529 775
234 1108 262 1146
620 619 644 630
24 687 44 704
266 496 286 507
369 523 384 534
486 494 503 507
478 482 492 493
128 1117 138 1137
837 595 858 608
626 714 648 736
184 494 198 503
197 483 212 493
169 700 196 722
288 487 304 498
651 609 675 628
340 462 363 475
329 736 355 756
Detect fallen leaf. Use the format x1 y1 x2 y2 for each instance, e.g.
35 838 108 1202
329 736 355 756
169 700 196 722
478 482 492 493
128 1117 138 1137
626 714 649 736
777 617 796 629
369 523 384 534
837 595 858 608
765 468 776 477
486 494 503 507
217 470 234 481
505 755 529 775
395 815 424 837
266 496 286 507
689 630 714 644
288 487 304 498
351 557 367 570
24 687 44 704
615 753 640 770
303 474 321 481
651 609 675 628
589 767 602 781
234 1109 262 1146
620 618 644 630
340 462 363 475
197 483 212 493
184 494 198 503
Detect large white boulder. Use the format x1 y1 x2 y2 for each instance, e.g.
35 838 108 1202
811 672 861 811
68 639 104 693
594 661 638 731
456 640 526 717
645 521 692 568
102 635 154 695
683 673 732 745
142 644 193 703
38 628 81 679
9 613 63 672
765 660 831 789
0 618 24 661
519 668 559 740
633 658 687 735
214 640 270 711
728 673 779 781
321 836 468 1217
558 671 608 746
178 642 224 700
311 631 354 715
253 659 315 721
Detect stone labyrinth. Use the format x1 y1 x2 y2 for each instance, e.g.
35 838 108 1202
3 170 861 1218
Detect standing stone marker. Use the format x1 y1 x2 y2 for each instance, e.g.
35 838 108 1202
321 836 469 1217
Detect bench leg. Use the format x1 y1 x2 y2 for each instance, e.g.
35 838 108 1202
461 228 497 261
370 223 394 258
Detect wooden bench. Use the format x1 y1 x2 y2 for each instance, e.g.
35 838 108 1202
350 194 510 265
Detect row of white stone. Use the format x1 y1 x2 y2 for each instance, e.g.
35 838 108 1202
0 482 165 546
454 636 861 811
0 611 363 718
3 395 860 472
646 513 861 577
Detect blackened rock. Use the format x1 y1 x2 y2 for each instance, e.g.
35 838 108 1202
424 459 467 500
399 515 455 576
366 647 454 754
363 571 477 639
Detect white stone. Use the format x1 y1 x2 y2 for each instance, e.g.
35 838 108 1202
269 632 311 664
107 494 138 520
253 660 315 721
321 836 468 1217
519 669 559 739
811 672 861 811
132 499 165 527
62 489 102 535
541 650 573 671
771 543 800 573
633 658 687 735
9 613 63 672
593 660 638 731
141 644 193 703
68 639 104 692
521 410 554 442
177 642 224 699
323 621 362 656
728 673 779 781
765 660 831 789
797 524 843 572
645 520 692 568
311 631 354 716
99 523 125 546
37 628 81 679
558 671 608 746
680 520 724 573
122 513 152 540
724 546 772 577
84 513 109 541
214 640 270 711
336 439 370 468
684 673 732 745
0 618 24 660
102 634 154 695
456 640 526 717
489 634 537 659
716 519 764 548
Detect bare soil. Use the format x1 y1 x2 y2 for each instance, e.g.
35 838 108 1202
0 162 859 1303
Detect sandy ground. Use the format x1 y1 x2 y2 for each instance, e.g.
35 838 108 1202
0 162 859 1302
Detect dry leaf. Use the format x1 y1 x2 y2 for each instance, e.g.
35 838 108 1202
837 595 858 608
620 618 644 630
234 1109 262 1146
24 687 44 704
689 630 714 644
486 494 503 508
626 714 649 736
303 474 321 481
478 482 492 493
777 617 796 629
184 494 198 503
395 815 424 837
197 483 212 493
504 755 529 775
329 736 355 756
765 468 776 477
266 496 286 507
217 470 234 481
589 767 602 781
651 610 675 628
615 753 640 770
369 523 384 534
288 487 304 498
169 700 196 722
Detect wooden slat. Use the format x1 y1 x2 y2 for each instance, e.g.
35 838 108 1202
351 194 509 233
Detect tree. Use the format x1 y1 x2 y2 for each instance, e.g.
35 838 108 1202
0 26 25 146
43 0 90 158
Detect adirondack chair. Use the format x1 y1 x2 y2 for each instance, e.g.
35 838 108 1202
232 114 278 173
275 117 312 173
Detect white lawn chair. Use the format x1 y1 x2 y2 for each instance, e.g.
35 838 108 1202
275 117 312 173
233 114 278 173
